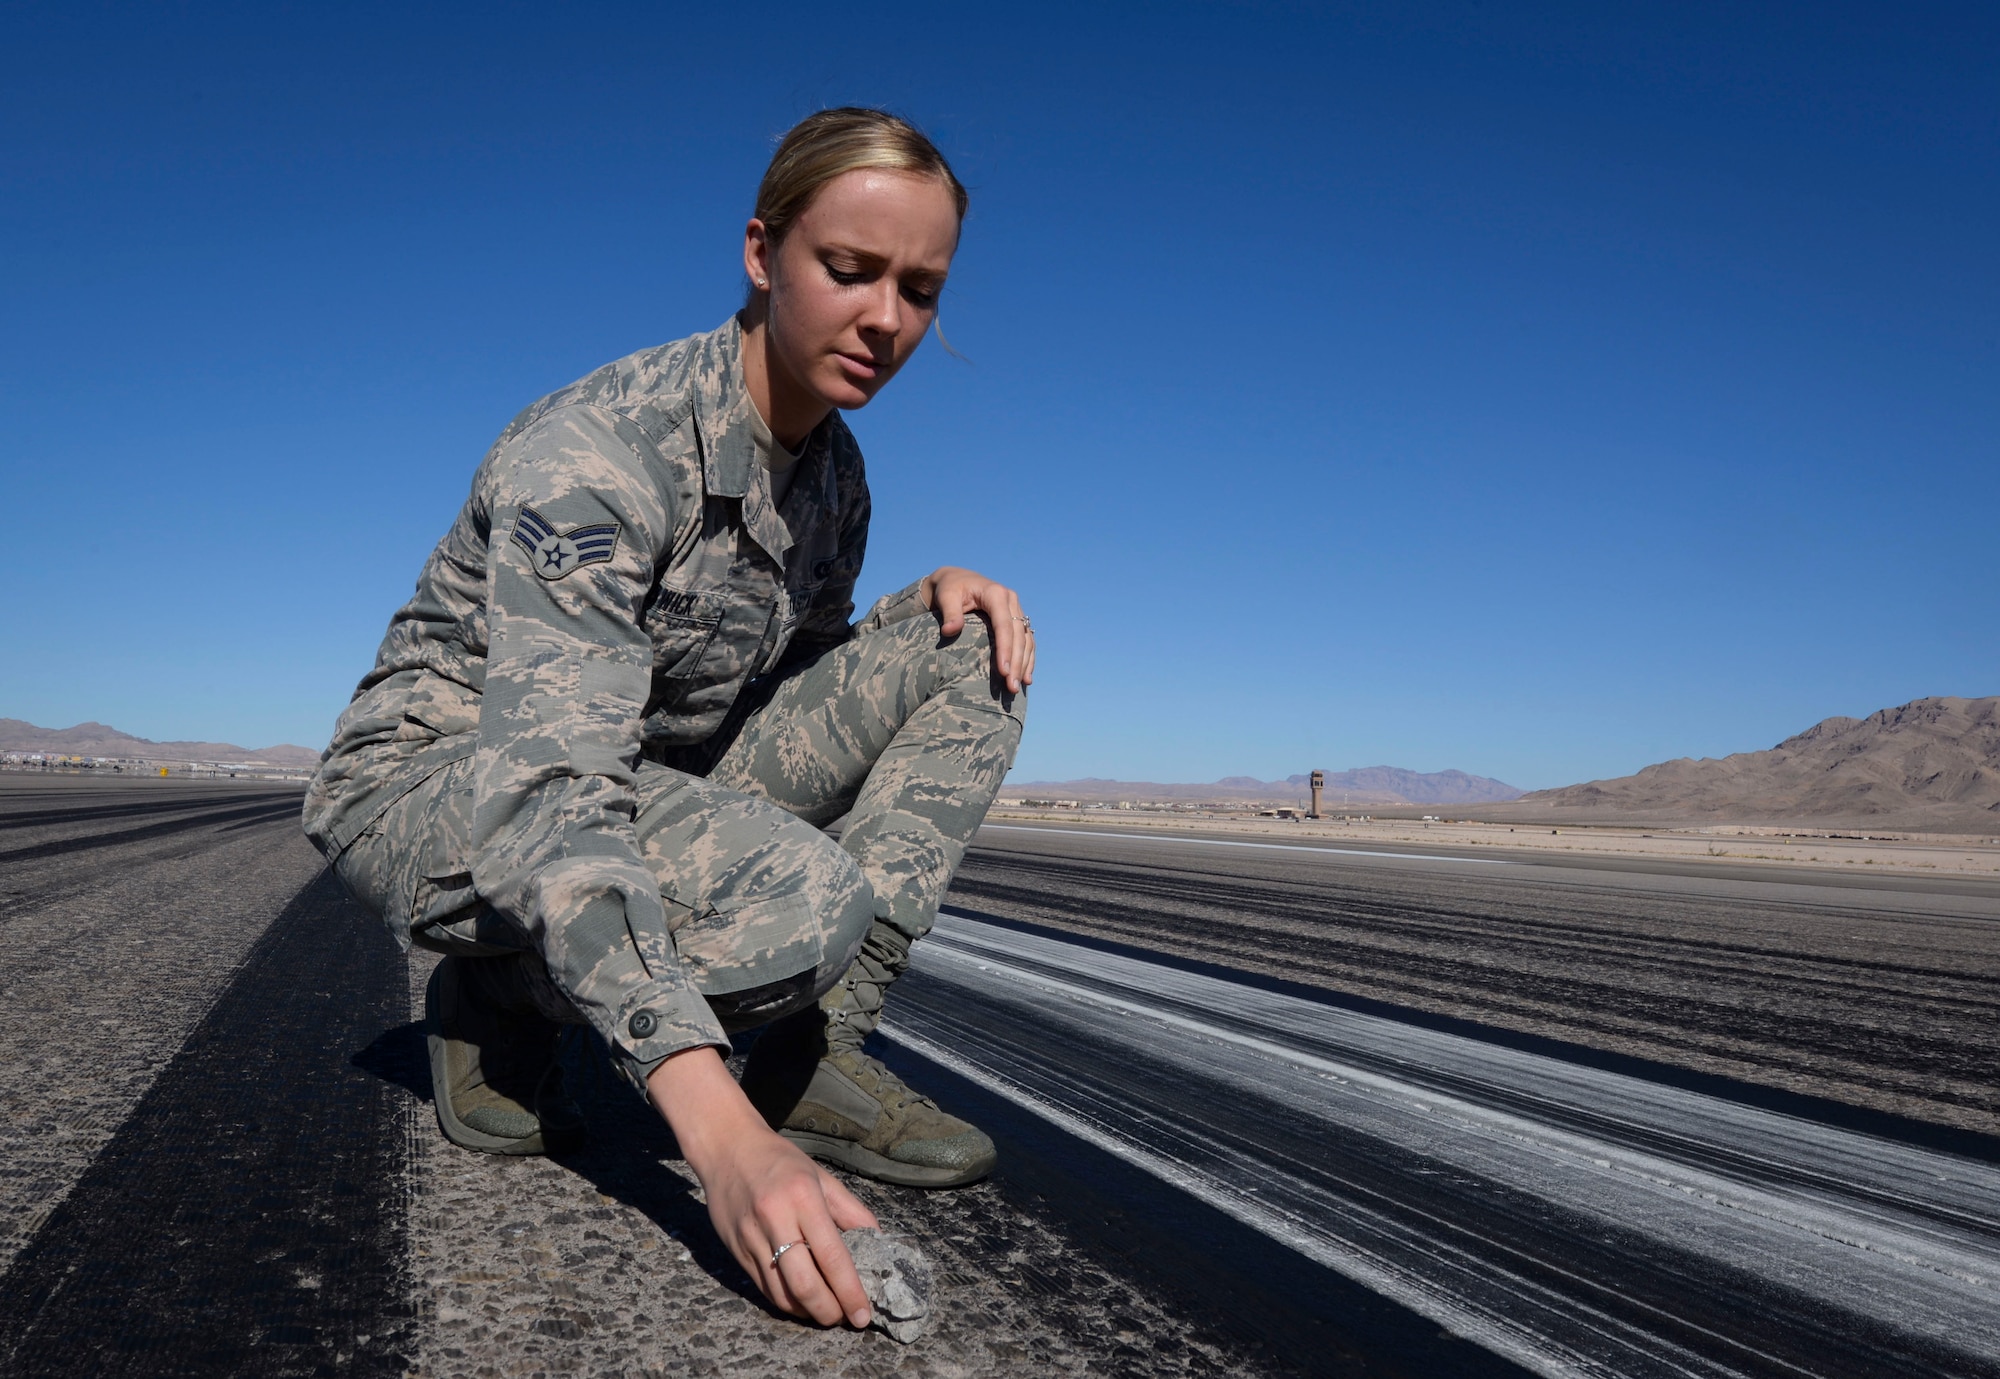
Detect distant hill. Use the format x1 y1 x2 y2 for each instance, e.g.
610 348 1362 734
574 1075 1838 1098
0 718 320 769
1006 767 1523 806
1518 696 2000 830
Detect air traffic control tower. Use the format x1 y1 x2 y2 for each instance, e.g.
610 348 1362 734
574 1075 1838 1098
1308 769 1324 818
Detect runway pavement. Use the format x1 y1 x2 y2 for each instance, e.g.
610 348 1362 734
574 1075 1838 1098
3 777 1996 1376
890 912 2000 1378
955 822 2000 1138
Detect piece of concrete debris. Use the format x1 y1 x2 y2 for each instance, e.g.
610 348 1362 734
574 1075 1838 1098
842 1227 933 1343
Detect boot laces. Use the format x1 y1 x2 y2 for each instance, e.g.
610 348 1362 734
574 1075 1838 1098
845 1047 934 1114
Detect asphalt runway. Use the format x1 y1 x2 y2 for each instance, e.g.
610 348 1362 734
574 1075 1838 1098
5 778 1997 1376
954 822 2000 1139
0 777 1357 1378
890 913 2000 1378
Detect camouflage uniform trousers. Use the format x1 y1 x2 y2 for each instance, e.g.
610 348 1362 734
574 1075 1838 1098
332 610 1024 1070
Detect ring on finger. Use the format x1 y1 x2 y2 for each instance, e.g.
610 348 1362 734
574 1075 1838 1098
769 1239 808 1267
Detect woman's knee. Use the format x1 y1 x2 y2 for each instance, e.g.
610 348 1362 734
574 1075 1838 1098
879 609 1026 716
329 824 399 927
703 877 872 1030
671 815 876 1030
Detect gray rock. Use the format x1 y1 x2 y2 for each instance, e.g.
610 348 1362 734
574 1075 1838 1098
842 1227 933 1343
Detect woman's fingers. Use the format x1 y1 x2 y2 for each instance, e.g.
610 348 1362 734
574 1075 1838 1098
755 1160 875 1327
924 569 968 636
694 1129 876 1328
761 1209 871 1329
746 1168 880 1329
760 1241 804 1316
1003 585 1035 687
800 1212 874 1327
922 566 1034 692
965 578 1020 691
770 1236 858 1328
994 585 1031 692
989 602 1020 690
994 585 1018 685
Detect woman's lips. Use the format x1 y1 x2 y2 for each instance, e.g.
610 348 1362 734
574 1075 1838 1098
835 352 881 380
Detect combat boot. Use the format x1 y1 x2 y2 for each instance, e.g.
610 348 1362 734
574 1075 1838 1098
425 954 585 1156
738 921 996 1188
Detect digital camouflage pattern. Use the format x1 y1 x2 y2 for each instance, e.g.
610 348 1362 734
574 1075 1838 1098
307 316 1023 1081
696 601 1024 946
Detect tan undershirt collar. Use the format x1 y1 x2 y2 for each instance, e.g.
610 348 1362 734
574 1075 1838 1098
746 397 807 509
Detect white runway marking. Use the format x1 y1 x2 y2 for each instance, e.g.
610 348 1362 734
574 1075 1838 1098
887 912 2000 1378
978 823 1514 865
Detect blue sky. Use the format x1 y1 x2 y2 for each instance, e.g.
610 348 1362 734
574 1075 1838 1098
2 2 1993 789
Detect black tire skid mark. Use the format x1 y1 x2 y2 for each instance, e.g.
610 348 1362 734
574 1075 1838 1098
0 797 305 865
0 868 414 1378
895 966 2000 1379
948 853 2000 1102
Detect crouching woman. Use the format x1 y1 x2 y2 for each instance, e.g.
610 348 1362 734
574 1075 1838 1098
304 108 1032 1330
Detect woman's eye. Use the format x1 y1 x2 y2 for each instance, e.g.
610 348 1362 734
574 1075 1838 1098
825 264 868 286
902 284 939 309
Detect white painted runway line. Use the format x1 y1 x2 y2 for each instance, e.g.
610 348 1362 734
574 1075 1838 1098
978 823 1515 865
888 912 2000 1379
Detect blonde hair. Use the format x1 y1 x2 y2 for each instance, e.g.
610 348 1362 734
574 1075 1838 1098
755 107 967 245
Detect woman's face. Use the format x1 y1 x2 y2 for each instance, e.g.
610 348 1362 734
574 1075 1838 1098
747 168 960 413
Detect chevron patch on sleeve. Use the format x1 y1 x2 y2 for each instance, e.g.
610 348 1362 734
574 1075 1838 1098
510 505 621 581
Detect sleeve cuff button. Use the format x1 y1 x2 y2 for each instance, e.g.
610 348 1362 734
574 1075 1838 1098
628 1009 659 1039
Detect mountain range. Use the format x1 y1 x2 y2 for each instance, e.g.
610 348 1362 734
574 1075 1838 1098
0 719 321 769
11 694 1995 830
1513 696 1999 831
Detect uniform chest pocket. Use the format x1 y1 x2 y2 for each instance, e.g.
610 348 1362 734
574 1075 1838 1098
643 585 728 679
774 545 850 631
798 547 858 597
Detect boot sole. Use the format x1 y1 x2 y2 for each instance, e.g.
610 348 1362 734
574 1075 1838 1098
424 963 579 1157
780 1130 994 1188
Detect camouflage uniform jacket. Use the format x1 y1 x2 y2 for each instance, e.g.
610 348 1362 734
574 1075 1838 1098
303 315 927 1065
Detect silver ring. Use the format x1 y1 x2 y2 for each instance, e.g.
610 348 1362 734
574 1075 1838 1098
769 1239 807 1267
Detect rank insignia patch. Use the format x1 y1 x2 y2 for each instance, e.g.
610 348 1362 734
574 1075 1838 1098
511 505 620 581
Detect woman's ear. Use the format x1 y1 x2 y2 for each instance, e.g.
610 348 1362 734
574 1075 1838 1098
743 219 773 292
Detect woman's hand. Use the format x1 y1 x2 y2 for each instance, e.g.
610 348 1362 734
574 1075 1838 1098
647 1046 879 1327
919 566 1036 693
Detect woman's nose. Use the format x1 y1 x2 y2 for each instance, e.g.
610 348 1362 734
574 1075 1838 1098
860 281 901 338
